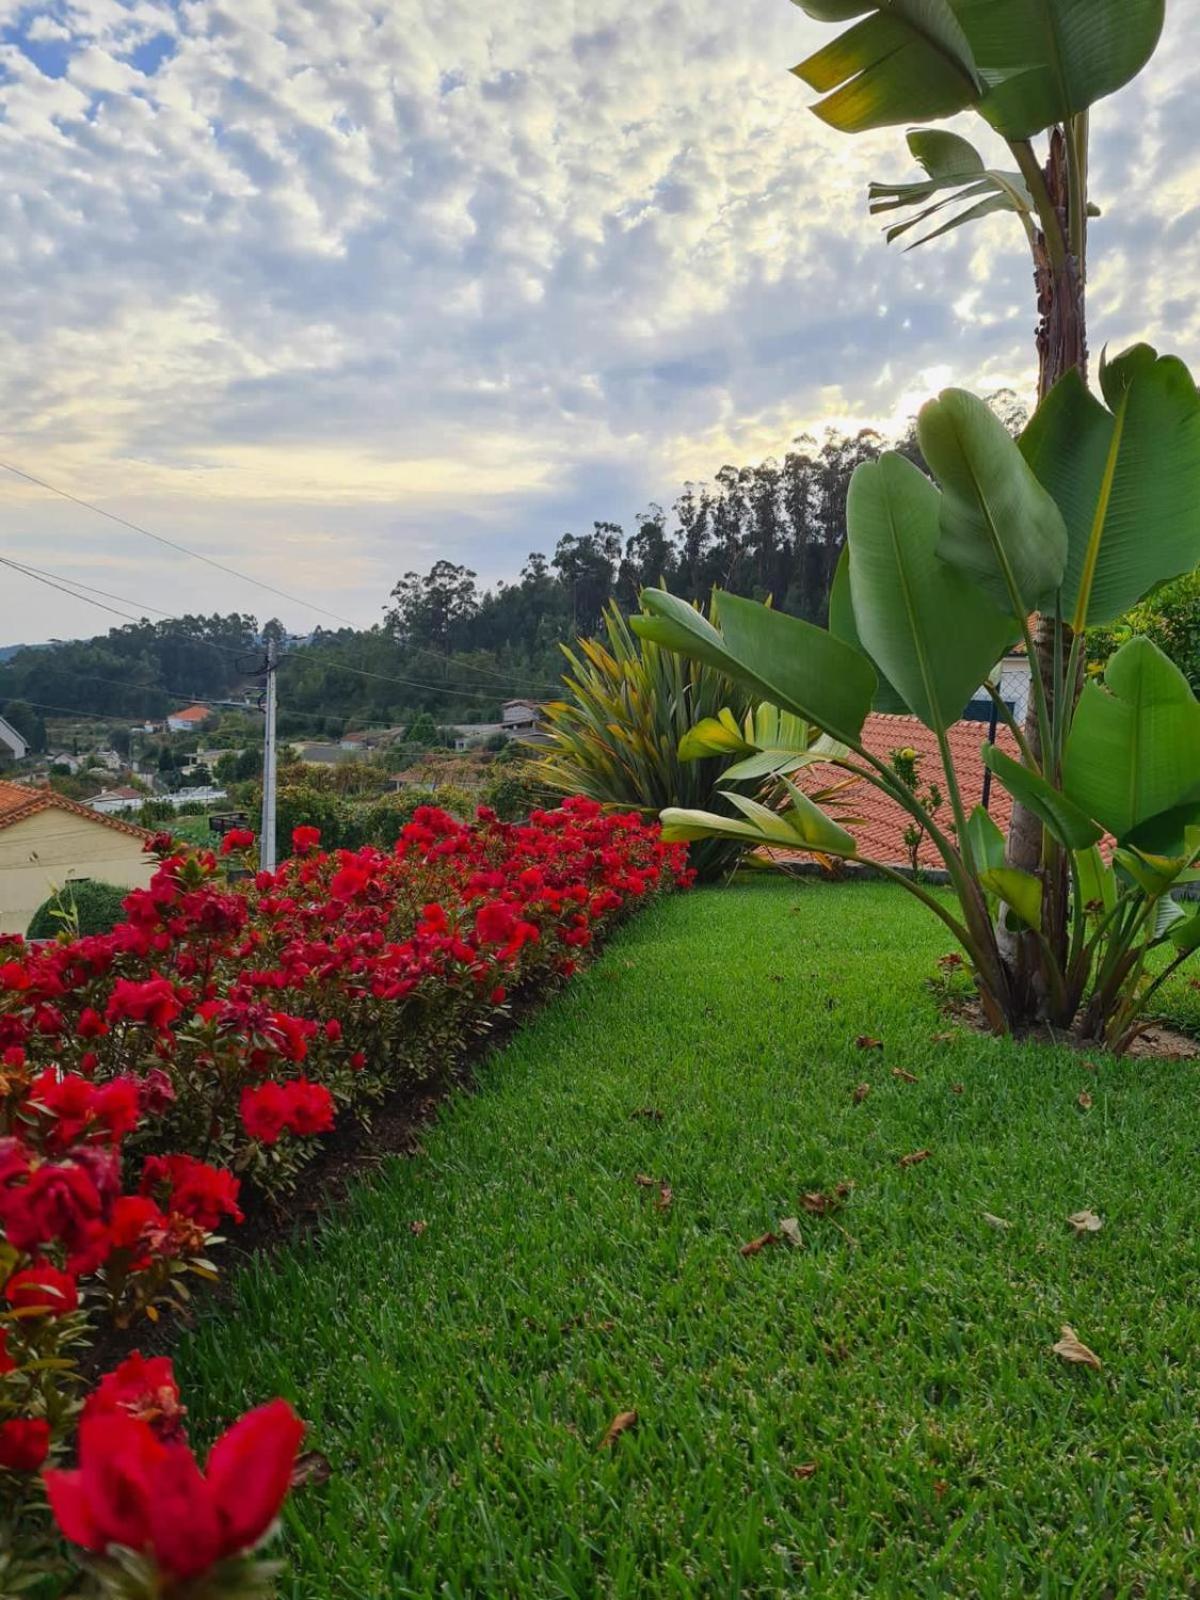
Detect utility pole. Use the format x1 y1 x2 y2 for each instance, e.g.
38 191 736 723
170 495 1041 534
259 635 278 871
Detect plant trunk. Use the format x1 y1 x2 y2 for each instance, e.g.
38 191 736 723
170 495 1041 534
1000 129 1088 1025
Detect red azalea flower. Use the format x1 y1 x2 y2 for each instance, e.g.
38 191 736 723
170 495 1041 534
106 976 182 1031
44 1401 303 1579
282 1079 334 1138
85 1352 186 1441
240 1082 290 1145
5 1263 79 1317
140 1153 243 1230
220 828 256 856
291 825 321 854
0 1327 16 1374
0 1417 51 1472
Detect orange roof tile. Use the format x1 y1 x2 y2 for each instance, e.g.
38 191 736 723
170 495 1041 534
0 781 154 842
796 712 1019 870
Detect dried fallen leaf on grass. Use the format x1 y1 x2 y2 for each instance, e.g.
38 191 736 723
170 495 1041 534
1067 1209 1103 1235
778 1217 804 1248
856 1035 884 1050
1077 1091 1094 1110
931 1031 958 1045
600 1410 638 1448
409 1220 427 1236
899 1149 931 1168
791 1462 818 1480
630 1107 664 1122
634 1173 655 1188
739 1231 780 1257
1052 1325 1102 1370
290 1451 333 1489
656 1182 673 1212
982 1212 1011 1230
852 1082 871 1104
801 1183 853 1215
892 1067 919 1084
949 1083 964 1095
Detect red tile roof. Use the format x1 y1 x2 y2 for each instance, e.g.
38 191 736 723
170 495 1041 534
796 712 1019 870
169 706 211 724
0 781 153 842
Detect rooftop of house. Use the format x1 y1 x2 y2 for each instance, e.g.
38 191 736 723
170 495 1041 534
0 780 152 841
169 705 212 724
791 712 1020 870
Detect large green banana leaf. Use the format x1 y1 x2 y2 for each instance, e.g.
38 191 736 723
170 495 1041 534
1019 346 1200 629
828 547 909 715
661 780 858 859
792 1 1164 140
679 703 847 781
868 130 1034 250
845 452 1015 732
919 387 1067 616
1063 638 1200 840
632 588 877 749
980 743 1101 849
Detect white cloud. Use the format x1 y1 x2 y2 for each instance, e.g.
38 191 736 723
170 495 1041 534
0 0 1196 642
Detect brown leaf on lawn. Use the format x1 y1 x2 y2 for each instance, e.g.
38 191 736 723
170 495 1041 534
892 1067 919 1084
982 1212 1011 1230
856 1035 884 1050
1052 1325 1102 1370
1067 1209 1103 1235
899 1149 931 1168
801 1182 853 1215
409 1220 427 1236
656 1182 673 1212
1080 1058 1098 1073
950 1083 964 1095
933 1478 948 1501
600 1410 638 1448
1077 1091 1094 1110
739 1231 780 1256
634 1173 656 1188
778 1217 804 1248
630 1107 664 1122
852 1082 871 1104
931 1031 958 1045
791 1462 819 1480
290 1451 333 1489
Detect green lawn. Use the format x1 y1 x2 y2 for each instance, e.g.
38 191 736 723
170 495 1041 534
178 880 1200 1599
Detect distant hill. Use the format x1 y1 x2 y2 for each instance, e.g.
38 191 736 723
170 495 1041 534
0 643 44 662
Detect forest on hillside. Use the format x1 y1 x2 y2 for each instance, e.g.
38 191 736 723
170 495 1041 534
2 402 1068 742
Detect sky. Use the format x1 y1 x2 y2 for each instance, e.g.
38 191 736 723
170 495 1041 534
1 0 1198 645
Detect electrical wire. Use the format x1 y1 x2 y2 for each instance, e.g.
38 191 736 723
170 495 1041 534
2 466 562 692
3 554 548 704
0 460 358 627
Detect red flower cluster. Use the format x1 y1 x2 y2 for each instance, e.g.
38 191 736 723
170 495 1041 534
0 799 687 1591
47 1357 303 1583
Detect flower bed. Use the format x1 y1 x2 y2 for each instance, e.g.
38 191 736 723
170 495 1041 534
0 800 689 1596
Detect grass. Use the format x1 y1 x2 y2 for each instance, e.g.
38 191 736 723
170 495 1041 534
178 880 1200 1599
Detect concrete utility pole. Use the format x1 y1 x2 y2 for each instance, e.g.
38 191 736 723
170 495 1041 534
259 635 278 871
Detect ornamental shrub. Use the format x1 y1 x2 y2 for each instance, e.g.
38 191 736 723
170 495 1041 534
26 881 130 941
0 800 689 1594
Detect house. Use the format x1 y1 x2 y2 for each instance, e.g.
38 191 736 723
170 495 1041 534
291 741 353 766
90 787 145 815
501 699 542 732
167 705 213 733
90 749 124 773
0 780 154 935
791 712 1021 872
0 715 28 763
963 651 1033 727
46 752 83 775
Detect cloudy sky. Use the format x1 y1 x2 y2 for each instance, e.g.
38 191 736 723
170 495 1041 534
1 0 1197 644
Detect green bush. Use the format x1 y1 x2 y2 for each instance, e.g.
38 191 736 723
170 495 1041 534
27 880 129 940
480 761 556 822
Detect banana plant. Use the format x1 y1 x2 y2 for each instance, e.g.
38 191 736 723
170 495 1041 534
634 349 1200 1051
786 0 1170 999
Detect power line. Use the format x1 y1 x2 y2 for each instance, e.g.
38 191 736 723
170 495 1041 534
4 553 551 704
0 459 359 628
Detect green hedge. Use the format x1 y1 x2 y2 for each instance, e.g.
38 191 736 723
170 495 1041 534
26 880 130 940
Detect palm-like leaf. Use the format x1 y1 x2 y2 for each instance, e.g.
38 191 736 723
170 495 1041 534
868 130 1034 250
792 0 1164 140
531 600 757 878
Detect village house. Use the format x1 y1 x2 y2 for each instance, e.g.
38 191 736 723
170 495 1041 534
0 780 154 936
166 704 213 733
0 714 29 765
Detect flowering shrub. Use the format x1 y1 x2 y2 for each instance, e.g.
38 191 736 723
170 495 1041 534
0 800 688 1594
